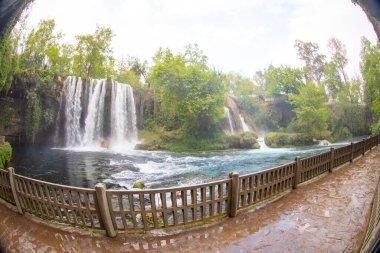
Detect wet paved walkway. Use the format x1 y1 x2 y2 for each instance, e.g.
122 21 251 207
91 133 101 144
1 147 380 253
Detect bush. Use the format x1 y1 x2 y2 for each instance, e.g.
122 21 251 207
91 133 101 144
227 132 259 149
0 141 12 168
265 132 314 148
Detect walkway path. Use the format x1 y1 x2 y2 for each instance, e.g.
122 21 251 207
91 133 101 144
1 147 380 253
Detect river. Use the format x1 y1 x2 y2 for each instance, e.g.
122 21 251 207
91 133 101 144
10 140 354 190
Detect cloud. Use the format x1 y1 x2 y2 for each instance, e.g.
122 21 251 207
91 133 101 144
23 0 377 77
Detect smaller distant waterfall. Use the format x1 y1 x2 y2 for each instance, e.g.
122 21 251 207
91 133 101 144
239 114 250 132
224 107 235 135
257 136 270 150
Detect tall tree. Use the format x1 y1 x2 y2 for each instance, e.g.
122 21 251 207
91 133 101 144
290 83 329 138
265 65 304 97
361 37 380 132
149 45 226 137
294 40 326 84
72 26 115 79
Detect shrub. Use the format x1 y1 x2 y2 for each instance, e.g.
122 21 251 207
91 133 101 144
227 132 259 149
0 141 12 168
265 132 314 148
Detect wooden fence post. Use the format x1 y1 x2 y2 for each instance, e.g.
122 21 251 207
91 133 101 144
7 167 23 215
293 157 301 189
0 136 5 145
329 148 335 173
229 172 239 218
350 142 354 162
95 183 116 237
363 138 366 155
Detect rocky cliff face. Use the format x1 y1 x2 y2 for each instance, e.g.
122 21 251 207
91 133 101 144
354 0 380 40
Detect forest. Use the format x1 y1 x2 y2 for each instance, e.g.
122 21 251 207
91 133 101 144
1 18 380 151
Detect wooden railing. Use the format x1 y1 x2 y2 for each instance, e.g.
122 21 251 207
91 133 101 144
0 134 379 237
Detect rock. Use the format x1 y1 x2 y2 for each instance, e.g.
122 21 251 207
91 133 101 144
319 139 331 146
101 138 110 148
132 182 145 189
226 132 259 149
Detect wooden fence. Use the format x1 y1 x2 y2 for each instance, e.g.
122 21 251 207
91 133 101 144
0 134 379 237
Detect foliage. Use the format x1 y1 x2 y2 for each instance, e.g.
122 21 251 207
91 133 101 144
132 182 145 189
149 44 226 138
226 132 259 149
72 26 115 79
25 90 42 144
224 72 258 97
294 40 326 83
264 132 314 148
0 142 12 168
265 65 304 97
290 83 329 138
361 37 380 133
0 100 15 135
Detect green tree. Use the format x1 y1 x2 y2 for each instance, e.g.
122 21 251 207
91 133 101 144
149 45 226 137
290 83 329 137
324 38 365 137
361 37 380 132
265 65 304 97
72 26 115 79
294 40 326 84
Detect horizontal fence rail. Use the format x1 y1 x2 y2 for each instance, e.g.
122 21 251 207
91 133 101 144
0 134 379 237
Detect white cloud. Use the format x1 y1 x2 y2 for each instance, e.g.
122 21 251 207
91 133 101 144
23 0 377 78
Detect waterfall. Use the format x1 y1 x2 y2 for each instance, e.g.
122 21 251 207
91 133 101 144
257 136 270 150
63 76 83 146
224 107 235 135
81 79 106 146
56 76 138 150
111 81 138 150
239 114 250 132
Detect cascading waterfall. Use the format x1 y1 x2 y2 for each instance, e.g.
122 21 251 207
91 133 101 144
111 81 138 149
56 76 138 150
64 76 83 146
224 107 235 135
239 114 250 132
81 79 106 146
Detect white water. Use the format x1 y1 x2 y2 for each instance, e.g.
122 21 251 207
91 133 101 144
57 76 138 150
111 81 138 150
224 107 235 135
82 79 106 146
257 136 271 150
63 76 83 146
239 114 250 132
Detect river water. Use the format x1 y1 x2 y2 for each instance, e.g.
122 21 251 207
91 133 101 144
10 140 354 190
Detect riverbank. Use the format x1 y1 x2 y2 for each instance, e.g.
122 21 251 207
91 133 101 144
1 146 379 252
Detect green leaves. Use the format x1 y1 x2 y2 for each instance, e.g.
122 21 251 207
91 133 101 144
265 65 304 97
360 37 380 133
72 26 114 79
149 45 225 138
290 83 329 137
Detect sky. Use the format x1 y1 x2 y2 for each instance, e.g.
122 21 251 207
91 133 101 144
23 0 377 78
